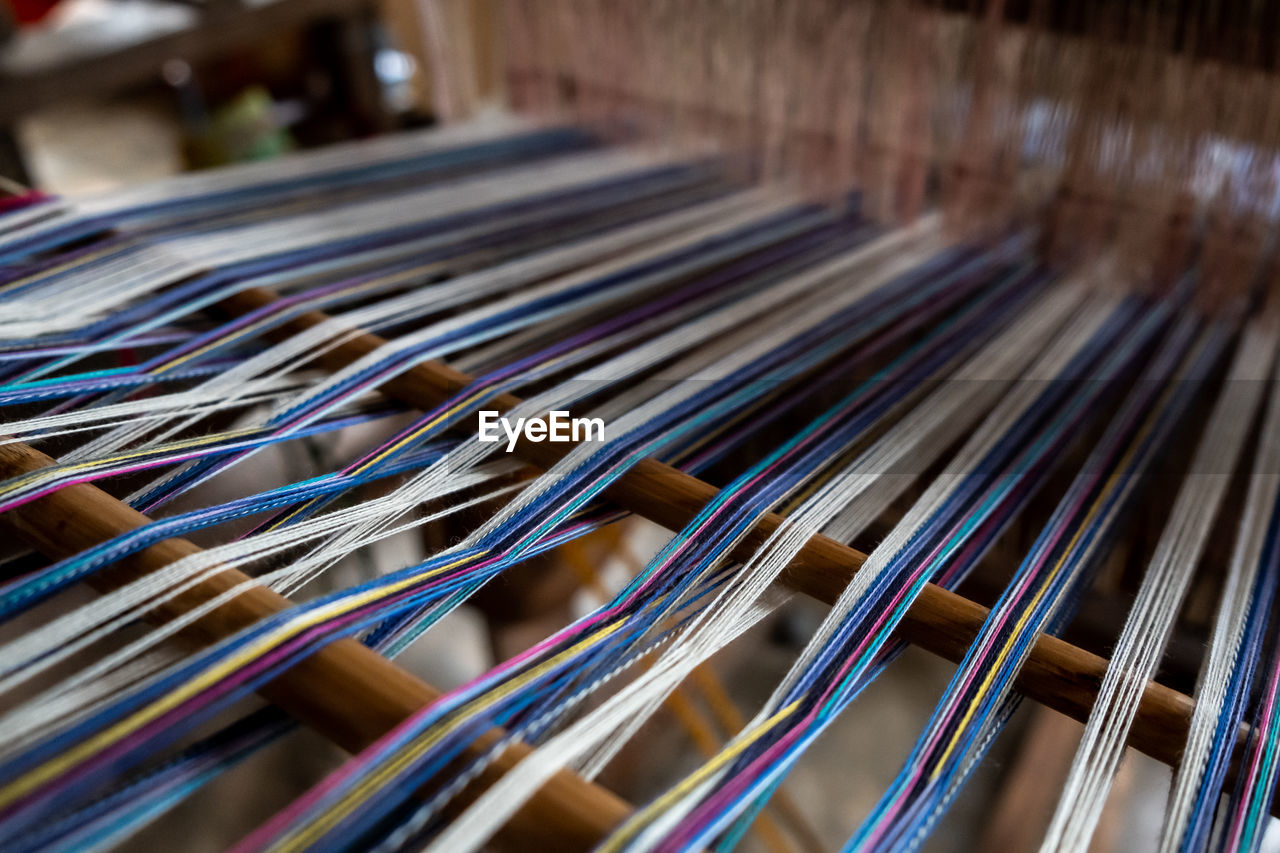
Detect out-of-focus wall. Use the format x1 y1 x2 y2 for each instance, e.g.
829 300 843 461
379 0 500 121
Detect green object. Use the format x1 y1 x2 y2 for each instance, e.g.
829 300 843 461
185 86 294 169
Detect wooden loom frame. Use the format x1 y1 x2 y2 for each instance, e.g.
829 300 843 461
0 281 1233 849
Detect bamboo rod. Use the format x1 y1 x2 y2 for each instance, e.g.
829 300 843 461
0 441 630 851
0 278 1222 849
215 286 1202 770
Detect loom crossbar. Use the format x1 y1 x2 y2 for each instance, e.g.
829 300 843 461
0 441 631 852
211 288 1212 775
0 281 1240 850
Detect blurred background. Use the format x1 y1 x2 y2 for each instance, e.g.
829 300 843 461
0 0 504 193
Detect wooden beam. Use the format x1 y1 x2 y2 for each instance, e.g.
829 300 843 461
215 285 1202 771
0 276 1219 851
0 440 630 852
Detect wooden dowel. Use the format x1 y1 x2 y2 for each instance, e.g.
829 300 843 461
0 441 630 851
215 286 1200 770
0 276 1221 850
